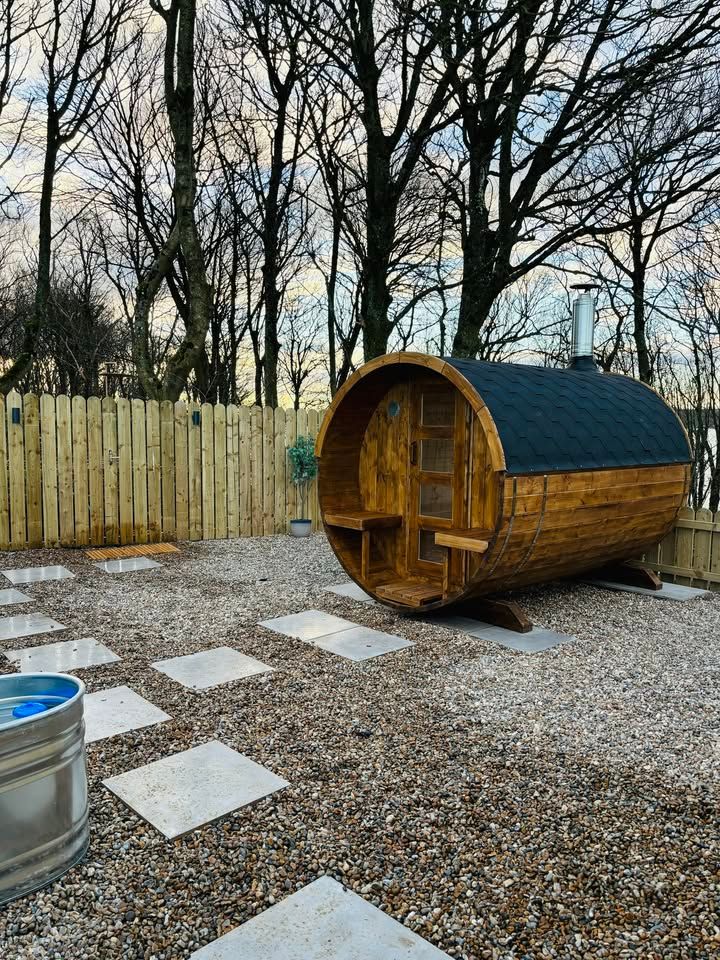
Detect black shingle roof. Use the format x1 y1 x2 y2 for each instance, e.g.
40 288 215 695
444 358 691 474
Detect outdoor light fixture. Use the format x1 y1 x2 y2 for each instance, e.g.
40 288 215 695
192 411 201 426
11 407 20 424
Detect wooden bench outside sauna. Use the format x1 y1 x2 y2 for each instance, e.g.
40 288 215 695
316 351 692 627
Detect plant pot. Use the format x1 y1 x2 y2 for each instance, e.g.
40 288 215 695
289 519 312 538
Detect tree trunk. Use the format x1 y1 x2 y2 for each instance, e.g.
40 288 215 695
0 118 59 391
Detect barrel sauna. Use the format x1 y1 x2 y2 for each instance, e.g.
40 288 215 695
316 352 691 613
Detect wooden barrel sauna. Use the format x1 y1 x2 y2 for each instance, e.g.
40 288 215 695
316 352 692 612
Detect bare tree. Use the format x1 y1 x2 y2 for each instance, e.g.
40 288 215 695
0 0 138 392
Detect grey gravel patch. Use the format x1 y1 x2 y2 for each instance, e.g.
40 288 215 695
152 647 274 689
103 740 289 840
0 588 32 606
84 685 170 743
325 582 375 604
310 625 414 662
586 579 710 600
6 636 120 672
189 875 451 959
259 609 357 641
94 557 162 573
0 612 66 642
1 564 74 584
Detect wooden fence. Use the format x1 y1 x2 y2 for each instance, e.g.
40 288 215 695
0 391 326 550
642 507 720 590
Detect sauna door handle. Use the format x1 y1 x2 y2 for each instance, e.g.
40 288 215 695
409 441 418 465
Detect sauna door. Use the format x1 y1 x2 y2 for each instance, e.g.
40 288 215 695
406 380 466 578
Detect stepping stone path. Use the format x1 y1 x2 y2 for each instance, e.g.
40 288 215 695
0 588 32 606
259 609 413 662
152 647 274 689
93 557 162 574
6 636 120 672
84 686 170 743
189 875 451 959
1 565 74 584
324 582 375 603
0 613 66 643
585 579 709 601
103 740 289 839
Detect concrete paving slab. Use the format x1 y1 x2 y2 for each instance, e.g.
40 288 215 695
586 579 710 601
94 557 162 573
6 636 120 672
259 609 356 641
324 582 375 603
84 685 170 743
0 613 66 642
0 588 32 606
311 625 414 662
1 565 74 584
460 621 575 652
188 875 451 959
103 740 289 839
152 647 274 689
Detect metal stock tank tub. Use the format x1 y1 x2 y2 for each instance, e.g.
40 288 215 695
315 352 691 613
0 673 89 904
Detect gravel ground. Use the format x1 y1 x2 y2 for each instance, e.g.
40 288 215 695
0 534 718 959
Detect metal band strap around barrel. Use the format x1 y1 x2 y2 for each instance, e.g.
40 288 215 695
514 474 549 576
482 476 518 579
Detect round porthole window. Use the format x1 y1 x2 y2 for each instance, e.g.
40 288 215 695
387 400 401 418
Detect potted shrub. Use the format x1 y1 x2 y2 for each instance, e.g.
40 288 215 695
287 435 318 537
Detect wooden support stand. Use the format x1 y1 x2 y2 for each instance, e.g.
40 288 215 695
455 597 533 634
588 561 663 591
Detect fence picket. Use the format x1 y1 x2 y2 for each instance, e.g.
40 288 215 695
131 399 148 544
263 406 274 537
201 402 215 540
187 401 202 540
146 400 162 543
102 397 119 546
285 408 297 523
214 404 227 539
250 406 262 536
160 400 176 541
24 394 42 547
238 406 251 536
87 397 104 545
117 398 133 545
39 394 58 548
6 391 26 549
226 405 239 539
56 396 74 547
174 401 189 540
273 409 286 534
71 396 89 546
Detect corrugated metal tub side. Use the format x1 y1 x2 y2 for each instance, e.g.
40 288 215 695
0 673 89 904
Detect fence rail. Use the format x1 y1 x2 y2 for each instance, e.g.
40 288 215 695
0 391 325 551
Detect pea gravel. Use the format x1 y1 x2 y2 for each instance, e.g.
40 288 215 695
0 534 718 959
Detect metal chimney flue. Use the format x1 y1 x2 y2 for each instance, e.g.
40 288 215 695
569 284 599 372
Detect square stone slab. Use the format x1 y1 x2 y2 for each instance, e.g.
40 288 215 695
0 613 66 642
461 621 574 653
311 626 414 662
586 579 710 601
103 740 289 839
84 685 171 743
0 588 33 606
189 875 451 959
324 583 375 604
94 557 162 573
259 609 357 641
1 565 74 585
6 636 120 672
152 647 274 689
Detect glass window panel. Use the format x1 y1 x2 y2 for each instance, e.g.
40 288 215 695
418 529 445 564
420 438 453 473
419 482 452 518
421 391 454 426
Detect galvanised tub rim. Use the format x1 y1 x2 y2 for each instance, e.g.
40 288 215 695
0 672 85 734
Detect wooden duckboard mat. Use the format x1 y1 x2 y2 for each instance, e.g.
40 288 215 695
85 543 181 561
